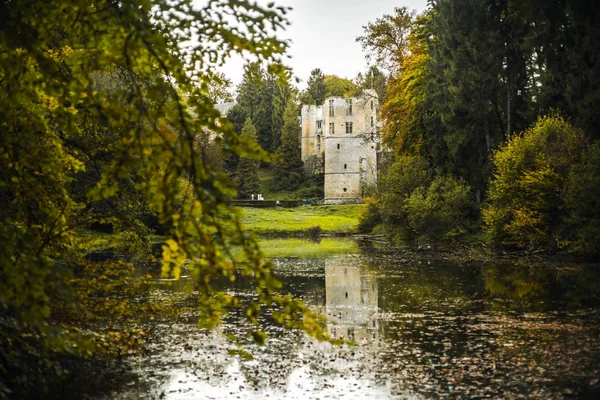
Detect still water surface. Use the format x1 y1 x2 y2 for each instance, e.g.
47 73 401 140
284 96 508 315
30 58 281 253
97 239 600 399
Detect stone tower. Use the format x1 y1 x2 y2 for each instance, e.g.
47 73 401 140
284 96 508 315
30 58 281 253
301 89 381 204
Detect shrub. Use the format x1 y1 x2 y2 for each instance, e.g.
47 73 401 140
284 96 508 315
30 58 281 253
379 155 431 231
404 175 474 240
377 155 475 242
357 197 382 234
483 115 587 251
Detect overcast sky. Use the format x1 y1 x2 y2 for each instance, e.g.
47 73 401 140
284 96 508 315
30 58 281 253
217 0 429 91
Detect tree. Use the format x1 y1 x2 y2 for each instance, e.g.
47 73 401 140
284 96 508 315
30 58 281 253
564 142 600 257
236 63 292 152
354 66 388 103
379 156 432 238
206 71 234 103
380 13 436 156
0 1 330 396
324 75 357 98
301 68 326 105
270 75 295 151
428 0 507 195
235 119 262 198
273 100 304 190
356 6 416 73
520 0 600 139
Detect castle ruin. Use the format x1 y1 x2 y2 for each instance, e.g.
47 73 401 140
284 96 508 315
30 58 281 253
301 89 381 204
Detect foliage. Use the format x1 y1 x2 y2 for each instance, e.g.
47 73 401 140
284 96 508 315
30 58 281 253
353 66 388 104
273 100 304 190
404 175 474 241
358 0 600 255
379 156 474 242
324 75 358 98
0 0 331 396
357 197 382 234
206 71 234 103
564 143 600 257
381 13 435 156
379 156 432 234
483 115 587 251
235 119 262 199
236 63 294 152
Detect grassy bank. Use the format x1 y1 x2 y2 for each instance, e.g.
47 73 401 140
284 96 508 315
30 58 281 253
240 204 364 234
258 237 360 258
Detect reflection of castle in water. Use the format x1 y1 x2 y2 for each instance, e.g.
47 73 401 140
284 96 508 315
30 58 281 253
324 258 379 341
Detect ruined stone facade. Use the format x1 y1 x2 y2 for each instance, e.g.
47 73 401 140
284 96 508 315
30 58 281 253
301 89 381 204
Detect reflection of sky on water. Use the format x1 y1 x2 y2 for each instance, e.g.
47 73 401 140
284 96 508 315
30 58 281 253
89 250 600 400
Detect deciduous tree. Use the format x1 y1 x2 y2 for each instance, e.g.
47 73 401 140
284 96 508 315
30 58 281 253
0 0 330 396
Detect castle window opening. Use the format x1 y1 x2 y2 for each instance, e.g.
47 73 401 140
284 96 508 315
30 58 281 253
371 116 374 127
344 164 347 169
329 99 334 117
371 100 374 110
343 188 347 192
345 122 353 133
317 120 322 129
347 99 353 116
337 143 340 149
329 122 335 134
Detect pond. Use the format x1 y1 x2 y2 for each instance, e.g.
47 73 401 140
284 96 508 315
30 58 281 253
89 239 600 399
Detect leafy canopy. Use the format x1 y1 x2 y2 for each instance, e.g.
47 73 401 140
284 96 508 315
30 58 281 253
0 0 333 395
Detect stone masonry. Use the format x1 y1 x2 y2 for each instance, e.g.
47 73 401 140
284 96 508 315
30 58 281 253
301 89 381 204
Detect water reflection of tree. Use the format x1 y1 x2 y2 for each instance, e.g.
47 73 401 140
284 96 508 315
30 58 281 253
482 263 600 312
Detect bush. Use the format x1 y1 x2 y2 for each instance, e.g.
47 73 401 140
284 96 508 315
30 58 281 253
357 197 382 234
379 155 431 230
404 175 474 240
378 155 475 242
483 115 587 251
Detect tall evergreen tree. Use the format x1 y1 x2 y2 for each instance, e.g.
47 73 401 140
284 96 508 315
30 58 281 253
428 0 506 196
270 76 294 151
235 119 261 198
273 100 304 190
302 68 326 105
236 63 291 152
520 0 600 138
354 66 388 102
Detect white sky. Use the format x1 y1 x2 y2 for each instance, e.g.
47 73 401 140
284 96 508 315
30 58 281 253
217 0 429 91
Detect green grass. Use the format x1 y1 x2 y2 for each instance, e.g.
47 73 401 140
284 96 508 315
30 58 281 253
257 237 359 258
240 204 364 234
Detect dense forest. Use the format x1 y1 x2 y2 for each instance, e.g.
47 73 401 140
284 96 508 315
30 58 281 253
356 0 600 258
